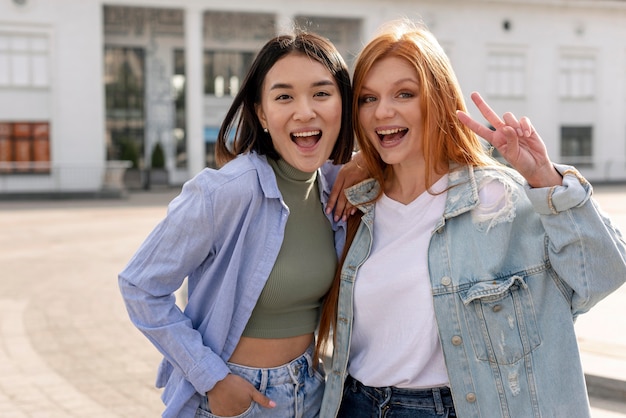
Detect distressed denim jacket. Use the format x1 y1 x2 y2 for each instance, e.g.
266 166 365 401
119 153 345 418
321 164 626 418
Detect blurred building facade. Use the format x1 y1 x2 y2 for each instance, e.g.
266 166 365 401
1 0 625 196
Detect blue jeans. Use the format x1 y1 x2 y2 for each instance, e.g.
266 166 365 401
338 375 456 418
195 344 324 418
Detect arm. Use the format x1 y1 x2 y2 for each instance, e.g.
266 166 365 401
458 92 626 314
526 165 626 316
118 176 273 412
118 178 230 392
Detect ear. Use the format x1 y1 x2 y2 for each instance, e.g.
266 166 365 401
255 104 267 131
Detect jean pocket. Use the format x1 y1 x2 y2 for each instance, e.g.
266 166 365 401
312 361 326 384
460 275 542 365
195 397 256 418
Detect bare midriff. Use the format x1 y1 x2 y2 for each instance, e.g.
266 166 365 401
228 334 314 368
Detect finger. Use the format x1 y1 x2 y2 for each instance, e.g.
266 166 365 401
326 179 344 215
340 202 355 222
519 116 533 137
502 112 522 137
250 390 276 409
501 125 519 141
456 110 495 142
470 92 504 129
333 195 348 222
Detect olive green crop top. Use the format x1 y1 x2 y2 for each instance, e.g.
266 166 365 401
242 158 337 338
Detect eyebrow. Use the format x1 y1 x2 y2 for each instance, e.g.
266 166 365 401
269 79 336 91
361 77 419 91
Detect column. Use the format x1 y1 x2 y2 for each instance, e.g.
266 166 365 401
185 6 205 178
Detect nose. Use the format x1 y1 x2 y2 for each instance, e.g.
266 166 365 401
293 98 316 121
373 97 394 120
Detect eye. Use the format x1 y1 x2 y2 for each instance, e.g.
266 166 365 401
314 91 331 98
275 94 292 101
359 95 377 104
398 91 414 99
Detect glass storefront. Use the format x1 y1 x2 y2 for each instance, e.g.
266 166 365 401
104 46 145 169
103 6 362 180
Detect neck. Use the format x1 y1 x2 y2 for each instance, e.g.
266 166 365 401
384 161 442 204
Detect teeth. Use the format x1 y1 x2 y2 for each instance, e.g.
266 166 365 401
376 128 405 135
292 130 320 137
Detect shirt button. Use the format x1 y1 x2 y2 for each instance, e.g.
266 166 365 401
466 393 477 403
492 304 502 312
451 335 462 346
441 276 452 286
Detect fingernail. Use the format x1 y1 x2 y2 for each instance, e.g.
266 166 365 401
269 401 276 408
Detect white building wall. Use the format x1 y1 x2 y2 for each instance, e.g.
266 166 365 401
0 0 104 193
1 0 625 195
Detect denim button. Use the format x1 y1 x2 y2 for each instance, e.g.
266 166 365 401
466 392 477 403
492 304 502 312
451 335 462 346
441 276 452 286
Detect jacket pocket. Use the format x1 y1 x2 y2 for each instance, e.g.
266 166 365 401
460 275 541 365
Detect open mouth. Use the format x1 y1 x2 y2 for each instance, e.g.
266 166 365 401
376 127 408 143
291 130 322 148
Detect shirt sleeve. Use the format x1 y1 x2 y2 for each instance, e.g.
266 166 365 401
118 174 230 394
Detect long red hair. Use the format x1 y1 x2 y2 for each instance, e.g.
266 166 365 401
316 19 495 360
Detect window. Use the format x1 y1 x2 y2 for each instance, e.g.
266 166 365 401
559 54 595 100
0 121 50 174
0 32 49 88
203 50 254 97
486 51 526 98
104 46 145 168
173 49 186 168
202 11 274 98
293 16 362 67
561 126 593 167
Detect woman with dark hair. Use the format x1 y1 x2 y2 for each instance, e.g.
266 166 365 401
119 31 357 418
318 19 626 418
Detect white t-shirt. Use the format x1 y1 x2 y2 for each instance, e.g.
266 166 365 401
348 175 449 388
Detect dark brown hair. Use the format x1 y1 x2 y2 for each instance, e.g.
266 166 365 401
215 31 354 166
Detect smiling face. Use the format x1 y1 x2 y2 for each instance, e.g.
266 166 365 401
255 53 343 173
357 56 425 169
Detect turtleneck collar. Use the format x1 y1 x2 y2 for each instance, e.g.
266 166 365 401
268 157 317 183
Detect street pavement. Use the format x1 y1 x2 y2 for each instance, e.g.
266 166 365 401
0 184 625 417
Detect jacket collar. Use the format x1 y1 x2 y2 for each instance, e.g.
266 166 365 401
345 164 481 220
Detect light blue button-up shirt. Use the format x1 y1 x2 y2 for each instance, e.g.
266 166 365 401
119 152 345 418
321 164 626 418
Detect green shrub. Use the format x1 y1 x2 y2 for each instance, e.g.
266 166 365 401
119 138 139 169
151 142 165 169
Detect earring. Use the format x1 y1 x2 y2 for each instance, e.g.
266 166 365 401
263 128 268 133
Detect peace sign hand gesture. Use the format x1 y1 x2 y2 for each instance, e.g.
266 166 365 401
456 92 562 188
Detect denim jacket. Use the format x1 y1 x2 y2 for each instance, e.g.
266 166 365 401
321 164 626 418
119 153 345 418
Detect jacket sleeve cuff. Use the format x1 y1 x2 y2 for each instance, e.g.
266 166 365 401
525 164 592 215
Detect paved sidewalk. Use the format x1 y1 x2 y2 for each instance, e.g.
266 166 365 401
0 185 624 417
